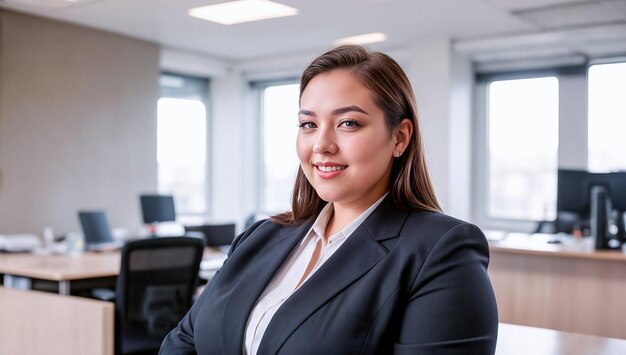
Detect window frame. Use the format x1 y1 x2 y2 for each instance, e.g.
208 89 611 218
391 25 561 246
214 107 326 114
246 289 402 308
250 78 300 213
472 66 587 232
158 71 211 219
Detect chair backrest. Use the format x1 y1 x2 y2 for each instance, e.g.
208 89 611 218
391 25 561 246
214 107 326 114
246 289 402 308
115 236 204 354
78 211 114 246
184 223 236 246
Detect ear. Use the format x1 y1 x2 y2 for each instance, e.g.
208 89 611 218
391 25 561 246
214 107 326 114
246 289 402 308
392 118 413 157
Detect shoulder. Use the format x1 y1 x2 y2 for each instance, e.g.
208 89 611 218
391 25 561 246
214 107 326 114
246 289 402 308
398 210 487 254
228 218 296 256
401 210 480 237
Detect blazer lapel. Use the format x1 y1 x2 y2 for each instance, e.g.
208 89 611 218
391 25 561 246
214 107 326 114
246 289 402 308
221 220 313 355
257 198 408 354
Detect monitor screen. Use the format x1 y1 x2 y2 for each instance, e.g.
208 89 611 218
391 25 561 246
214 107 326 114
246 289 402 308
610 172 626 211
140 194 176 224
557 169 626 217
78 211 114 245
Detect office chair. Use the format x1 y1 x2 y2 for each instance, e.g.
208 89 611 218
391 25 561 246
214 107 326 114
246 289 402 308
113 236 204 355
184 223 236 247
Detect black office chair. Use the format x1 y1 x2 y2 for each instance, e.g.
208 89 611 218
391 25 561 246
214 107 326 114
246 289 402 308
114 236 204 355
184 223 236 247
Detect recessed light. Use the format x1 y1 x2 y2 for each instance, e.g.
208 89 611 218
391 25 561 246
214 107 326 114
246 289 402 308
333 32 388 46
188 0 299 25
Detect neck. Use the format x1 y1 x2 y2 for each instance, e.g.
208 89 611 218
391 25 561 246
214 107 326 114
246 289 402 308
324 192 386 237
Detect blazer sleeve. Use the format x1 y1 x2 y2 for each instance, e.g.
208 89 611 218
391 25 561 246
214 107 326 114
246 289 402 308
158 219 267 355
394 223 499 355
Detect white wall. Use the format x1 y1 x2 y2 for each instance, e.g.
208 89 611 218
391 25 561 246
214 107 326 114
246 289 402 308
448 53 474 221
0 11 159 235
208 70 248 224
407 37 474 220
558 74 588 169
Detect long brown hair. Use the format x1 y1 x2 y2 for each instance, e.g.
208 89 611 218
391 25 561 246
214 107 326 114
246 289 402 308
272 45 441 225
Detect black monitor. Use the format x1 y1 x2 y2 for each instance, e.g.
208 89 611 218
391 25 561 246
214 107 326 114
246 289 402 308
557 169 626 243
140 194 176 224
557 169 612 218
610 172 626 211
79 211 114 245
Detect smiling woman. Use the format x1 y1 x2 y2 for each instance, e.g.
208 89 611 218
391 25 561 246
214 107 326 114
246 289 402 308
295 70 411 229
160 45 498 355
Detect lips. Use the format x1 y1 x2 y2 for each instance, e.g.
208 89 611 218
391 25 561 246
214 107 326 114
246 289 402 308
313 162 348 179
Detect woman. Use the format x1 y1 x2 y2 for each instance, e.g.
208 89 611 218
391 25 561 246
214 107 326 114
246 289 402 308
160 45 498 355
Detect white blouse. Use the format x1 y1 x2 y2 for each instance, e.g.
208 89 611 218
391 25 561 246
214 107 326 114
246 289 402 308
243 193 388 355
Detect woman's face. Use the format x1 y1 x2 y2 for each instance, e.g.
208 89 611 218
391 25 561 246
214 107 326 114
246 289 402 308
297 70 400 210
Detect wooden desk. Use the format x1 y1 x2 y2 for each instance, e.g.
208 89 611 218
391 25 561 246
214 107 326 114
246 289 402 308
0 287 114 355
489 233 626 339
497 323 626 355
0 247 226 295
0 251 120 294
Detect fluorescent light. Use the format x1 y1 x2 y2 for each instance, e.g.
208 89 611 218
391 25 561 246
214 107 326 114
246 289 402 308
333 32 388 46
188 0 298 25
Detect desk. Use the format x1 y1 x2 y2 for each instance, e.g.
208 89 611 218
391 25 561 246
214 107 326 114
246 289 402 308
0 251 119 294
496 323 626 355
0 248 226 295
489 232 626 339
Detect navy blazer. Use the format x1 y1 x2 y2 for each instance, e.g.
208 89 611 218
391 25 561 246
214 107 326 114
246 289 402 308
160 198 498 354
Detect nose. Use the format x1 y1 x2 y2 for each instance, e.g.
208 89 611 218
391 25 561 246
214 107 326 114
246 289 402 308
313 126 338 155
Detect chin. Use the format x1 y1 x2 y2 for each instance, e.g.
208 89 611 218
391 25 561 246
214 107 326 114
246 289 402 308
313 189 347 204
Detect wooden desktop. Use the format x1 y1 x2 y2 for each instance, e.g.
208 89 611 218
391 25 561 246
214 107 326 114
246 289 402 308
0 247 226 295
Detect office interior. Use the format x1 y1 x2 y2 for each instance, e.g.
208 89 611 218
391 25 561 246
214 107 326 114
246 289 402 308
1 0 626 354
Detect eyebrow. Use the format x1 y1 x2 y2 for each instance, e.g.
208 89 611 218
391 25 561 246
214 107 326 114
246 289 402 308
298 105 369 117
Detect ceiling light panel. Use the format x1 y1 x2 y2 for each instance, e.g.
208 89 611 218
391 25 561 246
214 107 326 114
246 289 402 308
188 0 298 25
333 32 387 46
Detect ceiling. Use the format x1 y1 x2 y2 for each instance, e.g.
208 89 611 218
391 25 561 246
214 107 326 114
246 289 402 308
1 0 625 66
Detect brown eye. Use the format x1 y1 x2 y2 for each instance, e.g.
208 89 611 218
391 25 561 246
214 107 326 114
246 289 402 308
339 119 361 128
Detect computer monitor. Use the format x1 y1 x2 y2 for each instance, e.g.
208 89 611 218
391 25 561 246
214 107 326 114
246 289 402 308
610 172 626 211
557 169 626 243
557 169 612 218
140 194 176 224
78 211 114 246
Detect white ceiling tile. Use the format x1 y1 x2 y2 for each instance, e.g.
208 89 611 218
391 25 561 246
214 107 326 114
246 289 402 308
515 1 625 30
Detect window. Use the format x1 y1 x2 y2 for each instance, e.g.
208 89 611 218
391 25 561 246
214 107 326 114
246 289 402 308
157 73 209 218
486 77 559 221
588 62 626 172
260 83 300 213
